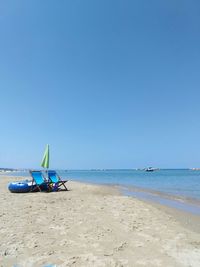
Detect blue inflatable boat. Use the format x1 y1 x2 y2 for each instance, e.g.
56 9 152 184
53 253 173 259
8 180 49 193
8 180 33 193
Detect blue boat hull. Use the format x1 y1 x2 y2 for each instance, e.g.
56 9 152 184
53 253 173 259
8 180 48 193
8 181 32 193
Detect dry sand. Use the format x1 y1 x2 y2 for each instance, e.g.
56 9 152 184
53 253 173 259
0 176 200 267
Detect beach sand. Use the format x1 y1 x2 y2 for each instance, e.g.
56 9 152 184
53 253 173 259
0 176 200 267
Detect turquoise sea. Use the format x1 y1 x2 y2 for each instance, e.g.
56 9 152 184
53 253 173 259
4 169 200 215
63 169 200 200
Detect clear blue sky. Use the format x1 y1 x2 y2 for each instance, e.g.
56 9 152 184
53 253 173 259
0 0 200 169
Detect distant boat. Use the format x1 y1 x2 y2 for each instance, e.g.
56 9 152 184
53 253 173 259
145 167 158 172
190 168 200 171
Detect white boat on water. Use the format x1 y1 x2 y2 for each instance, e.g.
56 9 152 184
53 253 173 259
145 167 159 172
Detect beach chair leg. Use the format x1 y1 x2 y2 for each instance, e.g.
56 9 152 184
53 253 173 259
62 182 68 191
57 175 68 191
37 185 42 192
58 180 68 191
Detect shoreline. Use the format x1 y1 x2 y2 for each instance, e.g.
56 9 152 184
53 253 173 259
71 179 200 233
2 171 200 211
62 178 200 216
1 176 200 266
4 175 200 224
4 175 200 228
121 185 200 216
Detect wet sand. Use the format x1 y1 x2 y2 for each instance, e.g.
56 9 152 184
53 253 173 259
1 176 200 267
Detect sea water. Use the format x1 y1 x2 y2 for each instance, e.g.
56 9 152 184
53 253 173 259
61 169 200 200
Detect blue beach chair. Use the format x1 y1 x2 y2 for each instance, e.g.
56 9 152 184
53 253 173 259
48 170 68 191
29 170 50 192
